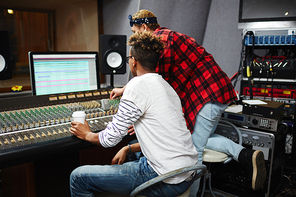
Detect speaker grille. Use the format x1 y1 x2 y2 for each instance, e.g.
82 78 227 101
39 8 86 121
0 55 6 72
108 36 121 48
106 51 123 69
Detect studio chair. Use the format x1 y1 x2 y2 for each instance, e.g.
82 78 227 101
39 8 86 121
130 164 207 197
200 120 242 197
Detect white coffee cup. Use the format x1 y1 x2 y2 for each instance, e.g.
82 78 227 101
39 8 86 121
72 111 86 124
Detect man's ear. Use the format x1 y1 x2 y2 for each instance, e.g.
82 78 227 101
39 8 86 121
142 24 150 31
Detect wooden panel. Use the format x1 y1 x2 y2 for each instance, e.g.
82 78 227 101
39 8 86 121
1 163 36 197
79 138 133 165
0 137 135 197
15 10 49 64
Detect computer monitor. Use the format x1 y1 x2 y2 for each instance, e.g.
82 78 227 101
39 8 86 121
28 51 100 96
239 0 296 23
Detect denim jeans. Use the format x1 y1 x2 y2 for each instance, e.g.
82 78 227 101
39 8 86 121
189 102 244 197
70 156 195 197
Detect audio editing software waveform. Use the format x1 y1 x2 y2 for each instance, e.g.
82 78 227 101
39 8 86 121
34 61 94 95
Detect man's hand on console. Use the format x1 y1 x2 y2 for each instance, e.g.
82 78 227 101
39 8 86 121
70 121 100 145
110 87 125 99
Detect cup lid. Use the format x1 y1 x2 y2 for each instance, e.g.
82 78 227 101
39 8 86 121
72 111 86 117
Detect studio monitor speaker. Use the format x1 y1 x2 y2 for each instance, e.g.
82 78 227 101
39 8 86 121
99 35 126 74
0 31 12 80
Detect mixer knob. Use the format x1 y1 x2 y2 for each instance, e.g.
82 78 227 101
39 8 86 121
24 135 29 141
252 119 258 125
261 143 264 147
4 139 9 145
11 137 16 143
30 134 35 140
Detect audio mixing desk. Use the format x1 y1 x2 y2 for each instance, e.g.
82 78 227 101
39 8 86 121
0 89 138 197
0 89 120 169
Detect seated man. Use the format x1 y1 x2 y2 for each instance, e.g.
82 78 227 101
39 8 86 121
110 9 266 196
69 31 199 197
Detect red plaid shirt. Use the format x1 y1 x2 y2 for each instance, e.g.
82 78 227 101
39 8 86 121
153 27 236 133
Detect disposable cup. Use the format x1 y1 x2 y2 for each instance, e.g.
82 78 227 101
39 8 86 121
72 111 86 124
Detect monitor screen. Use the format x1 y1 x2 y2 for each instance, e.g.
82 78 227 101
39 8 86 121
28 51 100 96
239 0 296 22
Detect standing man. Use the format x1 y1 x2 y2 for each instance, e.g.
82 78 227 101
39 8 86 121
70 32 199 197
110 9 266 195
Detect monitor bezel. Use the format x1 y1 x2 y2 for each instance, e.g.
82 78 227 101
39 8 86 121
28 51 100 96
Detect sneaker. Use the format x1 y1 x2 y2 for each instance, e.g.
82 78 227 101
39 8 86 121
238 149 267 190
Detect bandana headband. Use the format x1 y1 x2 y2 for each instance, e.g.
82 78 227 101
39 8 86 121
128 15 158 27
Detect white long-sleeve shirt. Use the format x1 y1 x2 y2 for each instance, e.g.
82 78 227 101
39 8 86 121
99 73 198 184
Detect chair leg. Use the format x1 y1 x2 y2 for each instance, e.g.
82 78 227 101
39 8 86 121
207 172 217 197
200 173 206 197
200 166 226 197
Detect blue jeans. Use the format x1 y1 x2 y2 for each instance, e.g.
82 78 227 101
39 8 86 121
70 157 195 197
189 102 244 197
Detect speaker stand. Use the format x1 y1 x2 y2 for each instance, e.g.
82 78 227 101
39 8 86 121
110 74 114 88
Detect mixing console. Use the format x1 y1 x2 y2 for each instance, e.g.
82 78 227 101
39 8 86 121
0 89 120 169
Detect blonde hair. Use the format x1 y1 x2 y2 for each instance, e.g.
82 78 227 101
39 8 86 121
132 9 160 30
